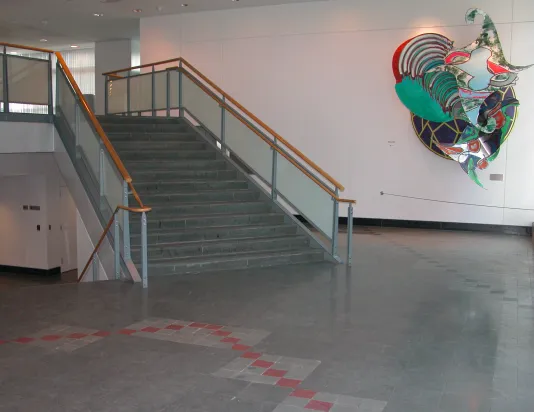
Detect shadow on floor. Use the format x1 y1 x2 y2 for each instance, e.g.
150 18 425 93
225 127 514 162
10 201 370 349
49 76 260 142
0 269 78 288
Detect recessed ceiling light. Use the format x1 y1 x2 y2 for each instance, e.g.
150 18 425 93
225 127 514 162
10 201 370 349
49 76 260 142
156 6 163 11
181 3 188 6
41 19 48 25
70 45 79 48
40 39 48 42
93 13 103 17
133 8 142 13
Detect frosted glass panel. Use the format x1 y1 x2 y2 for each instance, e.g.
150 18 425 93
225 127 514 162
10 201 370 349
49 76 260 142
57 71 77 133
130 73 152 112
154 71 167 110
225 112 273 184
169 70 179 108
108 77 127 114
276 154 334 238
78 113 101 182
7 56 49 105
182 73 221 137
0 55 3 103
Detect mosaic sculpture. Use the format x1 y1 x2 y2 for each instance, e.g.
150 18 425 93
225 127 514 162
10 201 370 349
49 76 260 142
392 8 532 187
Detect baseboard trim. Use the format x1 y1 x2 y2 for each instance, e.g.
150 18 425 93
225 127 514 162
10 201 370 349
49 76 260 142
0 265 62 276
295 215 531 236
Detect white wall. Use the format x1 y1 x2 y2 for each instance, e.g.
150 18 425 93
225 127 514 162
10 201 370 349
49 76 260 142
0 153 77 271
95 39 133 115
0 122 55 153
140 0 534 226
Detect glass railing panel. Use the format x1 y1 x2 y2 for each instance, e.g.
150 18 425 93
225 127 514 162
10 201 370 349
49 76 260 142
169 70 179 109
107 77 127 114
7 55 49 106
78 112 102 184
102 151 125 226
276 154 334 239
56 69 77 154
130 73 152 113
154 71 167 111
0 55 3 105
225 112 273 184
182 72 222 138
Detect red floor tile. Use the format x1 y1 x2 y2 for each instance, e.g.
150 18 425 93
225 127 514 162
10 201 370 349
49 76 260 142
212 330 232 337
251 359 274 368
118 329 137 335
305 400 333 411
290 389 317 399
241 352 262 359
221 337 240 344
276 378 302 388
189 322 208 328
93 331 110 337
205 324 223 330
67 333 87 339
14 337 34 344
141 326 160 333
232 344 252 351
41 335 62 341
263 368 287 378
165 324 184 331
0 340 7 345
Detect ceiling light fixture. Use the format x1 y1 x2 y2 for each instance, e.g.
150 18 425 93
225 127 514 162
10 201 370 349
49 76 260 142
40 39 48 42
133 8 142 13
70 45 79 48
181 3 188 6
93 13 103 17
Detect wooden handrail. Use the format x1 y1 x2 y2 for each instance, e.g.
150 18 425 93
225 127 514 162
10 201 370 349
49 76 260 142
0 42 54 54
104 57 345 192
78 205 152 282
181 71 355 205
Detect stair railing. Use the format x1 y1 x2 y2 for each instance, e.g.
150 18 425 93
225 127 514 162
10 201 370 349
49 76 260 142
55 52 151 286
103 58 355 265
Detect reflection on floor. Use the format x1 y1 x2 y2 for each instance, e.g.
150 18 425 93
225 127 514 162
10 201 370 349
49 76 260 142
0 269 77 288
0 227 533 412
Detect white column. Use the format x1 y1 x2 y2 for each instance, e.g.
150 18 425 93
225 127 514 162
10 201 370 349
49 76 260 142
94 40 133 115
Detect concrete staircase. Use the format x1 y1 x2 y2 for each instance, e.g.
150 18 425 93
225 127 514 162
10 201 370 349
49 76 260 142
98 116 328 276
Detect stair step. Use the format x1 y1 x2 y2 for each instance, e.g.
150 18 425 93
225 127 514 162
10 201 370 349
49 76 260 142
124 159 228 171
120 150 216 161
141 249 325 276
131 235 310 260
113 141 206 151
134 180 250 193
98 116 185 125
107 132 198 142
132 200 270 217
130 224 297 245
103 123 188 133
131 169 238 182
137 189 260 204
131 212 286 231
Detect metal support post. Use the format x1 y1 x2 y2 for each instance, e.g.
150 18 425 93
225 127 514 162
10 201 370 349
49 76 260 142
347 204 353 266
47 54 53 115
166 69 171 117
126 71 131 116
331 188 340 257
151 65 156 117
92 254 98 281
122 180 131 260
141 212 148 289
220 96 226 149
74 105 81 155
2 46 9 113
99 142 105 208
114 213 120 279
178 63 183 117
271 148 278 200
104 75 109 115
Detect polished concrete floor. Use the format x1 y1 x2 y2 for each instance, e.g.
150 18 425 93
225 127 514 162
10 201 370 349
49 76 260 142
0 227 533 412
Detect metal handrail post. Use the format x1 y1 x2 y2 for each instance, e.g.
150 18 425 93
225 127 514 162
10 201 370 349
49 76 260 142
99 142 105 209
178 62 183 117
347 204 353 266
122 180 131 260
271 144 278 200
2 46 9 113
141 212 148 289
47 53 53 115
104 75 109 115
126 71 131 116
114 213 120 279
221 95 226 149
331 188 340 257
166 69 171 117
151 65 156 116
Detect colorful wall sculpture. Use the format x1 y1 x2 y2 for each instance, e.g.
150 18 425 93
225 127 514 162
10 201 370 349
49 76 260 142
392 8 532 187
